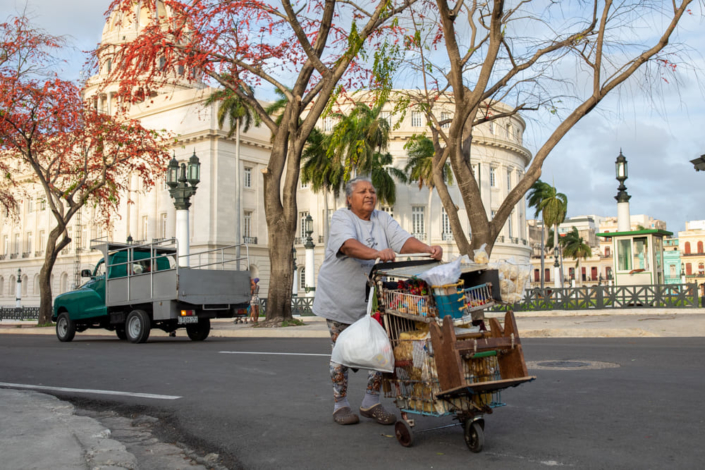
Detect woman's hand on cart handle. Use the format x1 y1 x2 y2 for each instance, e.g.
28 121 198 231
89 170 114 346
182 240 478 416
376 248 397 262
428 245 443 260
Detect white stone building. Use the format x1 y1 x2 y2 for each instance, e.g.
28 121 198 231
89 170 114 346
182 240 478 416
0 7 532 306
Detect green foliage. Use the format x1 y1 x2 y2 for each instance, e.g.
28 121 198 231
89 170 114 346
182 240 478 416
403 134 453 190
300 128 345 198
204 82 260 138
561 226 592 267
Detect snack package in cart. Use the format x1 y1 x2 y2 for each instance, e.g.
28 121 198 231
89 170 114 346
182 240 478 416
331 289 394 373
496 257 531 304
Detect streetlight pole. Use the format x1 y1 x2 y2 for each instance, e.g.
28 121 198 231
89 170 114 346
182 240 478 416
16 268 21 308
615 151 631 232
166 151 201 267
304 214 316 297
292 246 298 297
553 254 561 288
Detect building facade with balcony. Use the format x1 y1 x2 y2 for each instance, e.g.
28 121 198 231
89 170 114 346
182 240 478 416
678 220 705 295
663 238 682 284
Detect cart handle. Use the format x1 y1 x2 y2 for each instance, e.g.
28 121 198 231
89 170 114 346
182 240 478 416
374 252 434 264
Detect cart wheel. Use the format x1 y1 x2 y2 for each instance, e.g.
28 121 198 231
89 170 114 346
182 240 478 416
395 420 414 447
464 420 484 453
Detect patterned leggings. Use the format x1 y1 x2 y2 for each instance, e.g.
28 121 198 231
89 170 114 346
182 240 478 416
327 319 383 403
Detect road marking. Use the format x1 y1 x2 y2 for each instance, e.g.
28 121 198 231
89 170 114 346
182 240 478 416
219 351 330 357
0 382 182 400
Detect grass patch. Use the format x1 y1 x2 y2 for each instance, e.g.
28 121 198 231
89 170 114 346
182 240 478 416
281 318 306 327
37 322 54 328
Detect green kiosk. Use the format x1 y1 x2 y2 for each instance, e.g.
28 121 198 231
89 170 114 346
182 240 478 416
597 151 671 286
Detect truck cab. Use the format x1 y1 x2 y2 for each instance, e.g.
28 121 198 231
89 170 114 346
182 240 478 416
53 239 251 343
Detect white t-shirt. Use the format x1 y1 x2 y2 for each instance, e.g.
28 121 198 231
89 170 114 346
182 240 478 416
312 208 411 324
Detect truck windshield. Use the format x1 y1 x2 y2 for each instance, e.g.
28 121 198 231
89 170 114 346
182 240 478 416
95 261 106 278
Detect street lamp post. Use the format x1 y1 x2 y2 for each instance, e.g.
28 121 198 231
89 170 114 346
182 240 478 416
553 253 561 288
615 151 631 232
681 263 686 284
166 151 200 267
304 214 315 297
16 268 21 308
292 246 298 297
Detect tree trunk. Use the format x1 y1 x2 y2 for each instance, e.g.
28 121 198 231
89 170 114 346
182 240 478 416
235 119 242 269
323 189 329 247
38 227 70 324
426 187 433 245
540 224 545 290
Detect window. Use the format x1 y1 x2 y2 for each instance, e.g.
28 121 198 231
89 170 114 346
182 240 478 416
2 236 7 255
412 207 425 237
684 241 691 254
534 269 540 282
381 206 394 219
159 56 166 71
698 241 704 254
26 232 32 253
323 117 334 132
507 168 512 189
516 128 522 144
506 123 513 139
545 268 551 282
441 208 451 236
244 167 252 188
633 237 649 271
82 227 88 249
490 167 496 187
299 211 309 239
591 267 597 280
142 216 149 241
379 112 391 127
605 247 610 257
107 58 112 73
606 266 612 279
14 233 20 254
244 211 252 238
160 213 167 238
686 263 692 275
617 239 632 271
441 112 451 129
669 265 676 278
699 263 704 275
27 197 34 213
177 64 184 75
411 112 423 127
569 267 575 279
39 198 46 211
300 267 306 290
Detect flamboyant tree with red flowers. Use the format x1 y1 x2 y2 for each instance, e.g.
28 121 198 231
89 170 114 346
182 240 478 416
102 0 417 322
0 15 172 323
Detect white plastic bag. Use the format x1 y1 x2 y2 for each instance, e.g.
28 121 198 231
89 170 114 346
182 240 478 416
331 290 394 372
473 243 489 264
417 256 463 286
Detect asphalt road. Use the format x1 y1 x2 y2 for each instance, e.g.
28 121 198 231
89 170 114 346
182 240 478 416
1 334 704 470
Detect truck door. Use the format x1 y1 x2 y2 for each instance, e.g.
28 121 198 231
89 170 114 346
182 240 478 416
71 260 108 321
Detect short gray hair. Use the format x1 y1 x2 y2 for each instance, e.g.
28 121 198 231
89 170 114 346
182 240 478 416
345 177 374 209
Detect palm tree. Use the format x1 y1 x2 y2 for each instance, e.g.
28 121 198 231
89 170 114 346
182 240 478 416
527 180 553 289
561 227 592 286
403 134 454 244
327 100 405 206
204 84 260 265
535 184 568 286
300 128 345 244
327 101 390 177
264 87 290 134
370 151 407 207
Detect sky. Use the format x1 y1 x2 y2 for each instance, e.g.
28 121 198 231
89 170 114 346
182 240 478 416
3 0 704 233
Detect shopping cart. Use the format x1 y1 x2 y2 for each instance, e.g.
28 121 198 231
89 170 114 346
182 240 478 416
370 255 535 452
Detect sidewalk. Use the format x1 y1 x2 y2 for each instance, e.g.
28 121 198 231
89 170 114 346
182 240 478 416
3 308 705 338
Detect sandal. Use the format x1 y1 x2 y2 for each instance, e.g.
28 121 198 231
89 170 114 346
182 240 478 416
359 404 397 425
333 407 359 425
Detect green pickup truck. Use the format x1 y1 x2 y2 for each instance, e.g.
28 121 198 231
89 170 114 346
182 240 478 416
53 240 251 343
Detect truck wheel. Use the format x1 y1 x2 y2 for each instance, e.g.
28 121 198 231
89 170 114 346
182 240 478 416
126 310 151 344
56 312 76 342
116 327 127 340
186 318 211 341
